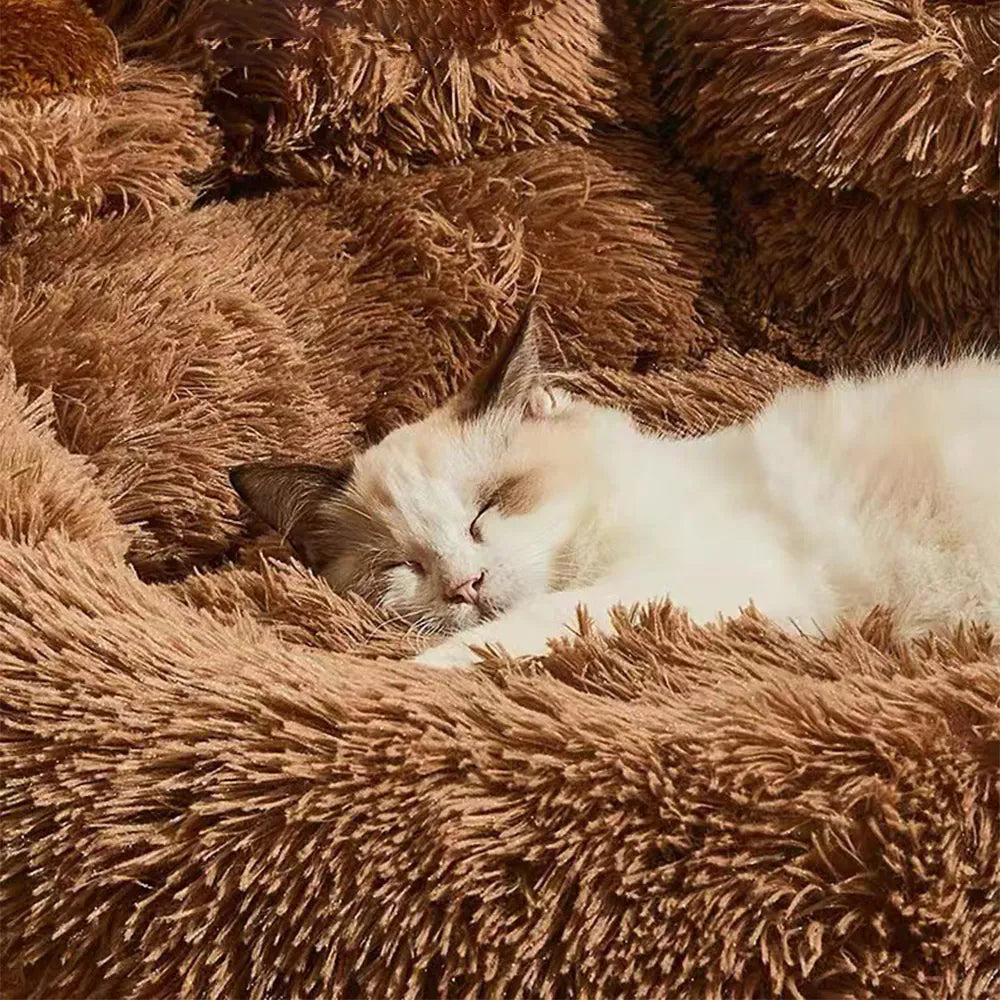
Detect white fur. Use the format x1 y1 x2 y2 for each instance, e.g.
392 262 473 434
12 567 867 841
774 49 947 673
408 358 1000 667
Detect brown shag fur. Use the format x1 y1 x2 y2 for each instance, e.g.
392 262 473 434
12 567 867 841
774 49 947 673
1 1 998 997
93 0 655 180
0 59 217 237
726 175 1000 365
650 0 999 201
3 535 998 999
0 0 119 97
643 0 1000 364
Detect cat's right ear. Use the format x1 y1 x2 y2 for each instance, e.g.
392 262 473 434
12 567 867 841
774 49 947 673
455 298 557 422
229 462 350 569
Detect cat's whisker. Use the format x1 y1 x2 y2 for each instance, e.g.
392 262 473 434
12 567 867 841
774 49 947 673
402 614 442 639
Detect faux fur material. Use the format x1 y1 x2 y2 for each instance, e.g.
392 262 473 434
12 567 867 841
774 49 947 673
0 363 127 556
649 0 999 201
0 0 119 97
94 0 655 180
0 59 217 237
725 177 1000 364
2 0 999 996
642 0 1000 364
3 536 998 999
0 139 715 578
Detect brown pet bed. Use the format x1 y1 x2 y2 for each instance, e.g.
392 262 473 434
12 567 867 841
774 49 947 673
1 1 998 997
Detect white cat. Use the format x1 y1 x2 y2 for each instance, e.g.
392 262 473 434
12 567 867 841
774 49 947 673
230 303 1000 668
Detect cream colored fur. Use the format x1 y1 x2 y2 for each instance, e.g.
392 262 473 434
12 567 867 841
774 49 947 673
230 311 1000 669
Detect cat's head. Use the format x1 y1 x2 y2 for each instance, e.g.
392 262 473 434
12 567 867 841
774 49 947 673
229 302 585 635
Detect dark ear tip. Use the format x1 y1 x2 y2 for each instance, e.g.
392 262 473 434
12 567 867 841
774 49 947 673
228 463 253 496
517 295 551 346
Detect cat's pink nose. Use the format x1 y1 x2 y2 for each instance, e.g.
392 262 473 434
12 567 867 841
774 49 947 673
447 572 485 605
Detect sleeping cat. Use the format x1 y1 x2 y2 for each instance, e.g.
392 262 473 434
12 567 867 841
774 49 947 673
230 302 1000 668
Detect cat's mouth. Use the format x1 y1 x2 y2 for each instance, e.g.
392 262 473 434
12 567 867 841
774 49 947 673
475 596 508 621
441 598 504 633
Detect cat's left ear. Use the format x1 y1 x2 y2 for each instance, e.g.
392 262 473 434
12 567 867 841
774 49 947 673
228 461 350 569
456 298 558 421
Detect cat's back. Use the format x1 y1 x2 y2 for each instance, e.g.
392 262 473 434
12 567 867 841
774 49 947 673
763 355 998 446
750 356 1000 635
758 356 999 485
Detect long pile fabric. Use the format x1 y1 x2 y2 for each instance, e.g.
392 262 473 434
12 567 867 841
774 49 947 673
1 1 998 997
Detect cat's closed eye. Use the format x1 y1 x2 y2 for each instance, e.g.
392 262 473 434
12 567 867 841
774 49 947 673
387 560 425 576
469 496 497 542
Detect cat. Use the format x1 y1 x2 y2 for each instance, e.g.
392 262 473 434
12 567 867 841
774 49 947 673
230 302 1000 668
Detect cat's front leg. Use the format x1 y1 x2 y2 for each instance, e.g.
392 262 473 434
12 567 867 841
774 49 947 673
413 615 563 669
414 637 495 669
413 578 649 668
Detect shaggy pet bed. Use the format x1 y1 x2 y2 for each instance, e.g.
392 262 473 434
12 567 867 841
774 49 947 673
1 1 998 997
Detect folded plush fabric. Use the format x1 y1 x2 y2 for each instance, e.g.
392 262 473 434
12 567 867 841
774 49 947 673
0 0 119 98
649 0 998 201
4 533 998 999
0 137 716 578
1 1 997 997
0 0 216 238
1 67 215 237
725 177 999 364
94 0 655 180
643 0 1000 364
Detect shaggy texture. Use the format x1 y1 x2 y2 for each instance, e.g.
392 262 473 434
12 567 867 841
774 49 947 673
0 139 715 578
724 177 1000 364
94 0 655 181
650 0 999 202
642 0 1000 363
2 0 999 997
0 364 127 556
0 0 119 97
3 537 998 999
0 59 217 237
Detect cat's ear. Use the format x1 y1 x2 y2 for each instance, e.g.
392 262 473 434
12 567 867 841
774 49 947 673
457 298 556 421
229 462 350 568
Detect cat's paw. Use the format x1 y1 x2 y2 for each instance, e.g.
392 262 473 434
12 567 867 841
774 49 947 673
413 640 480 669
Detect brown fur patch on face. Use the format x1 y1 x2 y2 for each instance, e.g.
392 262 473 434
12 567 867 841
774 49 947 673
491 472 545 516
317 487 400 598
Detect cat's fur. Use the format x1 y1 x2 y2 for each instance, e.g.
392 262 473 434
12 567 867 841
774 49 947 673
231 303 1000 667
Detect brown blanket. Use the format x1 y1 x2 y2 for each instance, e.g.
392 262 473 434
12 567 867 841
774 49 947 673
2 1 997 997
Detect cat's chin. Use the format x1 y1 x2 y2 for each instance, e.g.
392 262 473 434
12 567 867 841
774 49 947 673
404 598 511 638
438 600 505 635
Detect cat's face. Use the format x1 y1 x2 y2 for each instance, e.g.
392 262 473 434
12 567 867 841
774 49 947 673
230 303 580 636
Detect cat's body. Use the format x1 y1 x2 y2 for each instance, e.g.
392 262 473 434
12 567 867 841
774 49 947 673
230 304 1000 668
412 355 1000 665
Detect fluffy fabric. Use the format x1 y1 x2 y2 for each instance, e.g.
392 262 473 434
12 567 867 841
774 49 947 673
0 59 217 237
88 0 214 61
0 139 715 578
95 0 654 180
0 363 127 555
0 0 119 97
642 0 1000 363
2 0 998 996
3 537 998 998
649 0 999 201
725 177 1000 364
